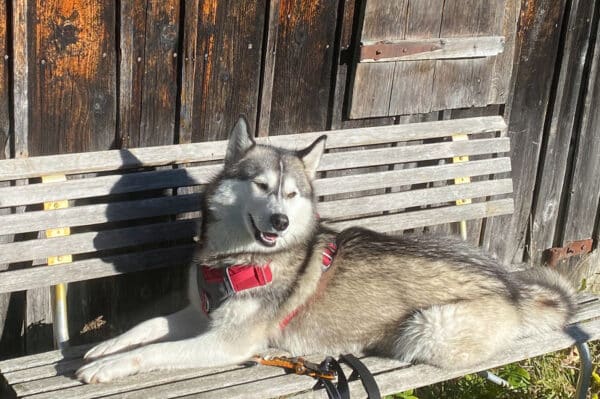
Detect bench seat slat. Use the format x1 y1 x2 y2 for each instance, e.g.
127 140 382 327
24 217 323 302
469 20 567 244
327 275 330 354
0 194 202 236
0 345 92 374
320 179 513 219
12 365 247 399
0 116 506 181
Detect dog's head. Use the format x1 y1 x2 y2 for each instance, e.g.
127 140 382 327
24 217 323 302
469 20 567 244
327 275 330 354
203 117 326 255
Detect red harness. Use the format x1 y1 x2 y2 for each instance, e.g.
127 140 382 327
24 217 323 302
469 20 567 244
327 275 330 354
197 242 337 329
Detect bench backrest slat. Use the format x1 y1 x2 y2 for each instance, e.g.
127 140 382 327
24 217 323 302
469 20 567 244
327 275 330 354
331 198 514 232
320 179 513 219
314 157 511 196
0 245 195 294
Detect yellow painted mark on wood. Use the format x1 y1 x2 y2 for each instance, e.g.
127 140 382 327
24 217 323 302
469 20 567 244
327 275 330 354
42 174 72 266
452 134 471 240
42 174 71 347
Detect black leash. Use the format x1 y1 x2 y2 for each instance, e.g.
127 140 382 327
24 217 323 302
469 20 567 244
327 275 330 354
313 355 380 399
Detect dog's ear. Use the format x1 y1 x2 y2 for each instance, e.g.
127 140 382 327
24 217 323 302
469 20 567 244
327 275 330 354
298 135 327 179
225 116 255 167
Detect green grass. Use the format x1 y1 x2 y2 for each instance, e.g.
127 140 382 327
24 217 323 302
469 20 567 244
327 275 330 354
388 342 600 399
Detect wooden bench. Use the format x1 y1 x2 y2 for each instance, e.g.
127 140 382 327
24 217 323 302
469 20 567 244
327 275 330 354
0 115 597 398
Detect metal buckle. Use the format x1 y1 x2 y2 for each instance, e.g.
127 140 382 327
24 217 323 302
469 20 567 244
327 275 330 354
223 267 236 296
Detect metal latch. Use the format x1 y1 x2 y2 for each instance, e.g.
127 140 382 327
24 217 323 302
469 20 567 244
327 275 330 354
359 40 442 61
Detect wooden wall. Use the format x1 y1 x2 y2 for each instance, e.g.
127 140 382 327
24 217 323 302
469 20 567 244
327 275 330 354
1 0 600 359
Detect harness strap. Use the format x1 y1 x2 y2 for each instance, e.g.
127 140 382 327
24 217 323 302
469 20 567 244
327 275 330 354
279 241 338 330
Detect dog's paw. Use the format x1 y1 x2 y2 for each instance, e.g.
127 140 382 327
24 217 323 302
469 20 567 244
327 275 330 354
84 337 136 360
76 353 141 384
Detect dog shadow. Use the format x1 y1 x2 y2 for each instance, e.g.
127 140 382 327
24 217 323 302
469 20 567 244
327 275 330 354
59 149 201 377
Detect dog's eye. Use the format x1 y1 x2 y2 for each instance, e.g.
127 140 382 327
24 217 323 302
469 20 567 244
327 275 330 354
254 181 269 192
287 192 297 199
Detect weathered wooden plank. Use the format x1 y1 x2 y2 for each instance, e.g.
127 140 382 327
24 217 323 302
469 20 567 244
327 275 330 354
314 157 512 196
12 0 28 158
268 0 338 134
388 61 435 115
488 0 519 104
182 1 265 142
257 0 282 137
0 245 194 294
0 116 507 181
387 1 443 116
3 358 83 385
0 194 202 236
12 365 245 398
321 179 513 220
347 0 404 118
348 62 396 118
0 344 91 374
482 0 569 264
0 166 215 208
0 220 198 264
119 0 180 148
317 138 511 171
28 0 116 155
361 0 408 42
530 0 597 264
560 18 600 249
360 36 505 62
0 0 8 159
330 198 514 232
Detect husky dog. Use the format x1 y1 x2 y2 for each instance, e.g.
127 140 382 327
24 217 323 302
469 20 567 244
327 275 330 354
77 117 575 384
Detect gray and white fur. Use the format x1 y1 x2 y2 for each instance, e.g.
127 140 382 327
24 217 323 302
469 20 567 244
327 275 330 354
77 117 575 383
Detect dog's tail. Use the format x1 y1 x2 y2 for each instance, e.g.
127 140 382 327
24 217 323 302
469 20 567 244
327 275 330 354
516 267 576 336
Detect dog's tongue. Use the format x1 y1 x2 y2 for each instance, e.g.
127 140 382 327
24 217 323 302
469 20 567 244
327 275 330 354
262 232 278 241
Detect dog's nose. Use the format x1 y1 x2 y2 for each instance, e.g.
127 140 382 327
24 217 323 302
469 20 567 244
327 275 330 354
271 213 289 231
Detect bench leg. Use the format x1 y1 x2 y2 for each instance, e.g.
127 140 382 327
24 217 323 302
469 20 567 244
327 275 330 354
575 342 592 399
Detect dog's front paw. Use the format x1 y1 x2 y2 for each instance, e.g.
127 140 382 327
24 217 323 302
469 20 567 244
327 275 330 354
84 336 137 361
76 353 141 384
